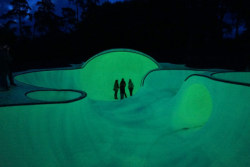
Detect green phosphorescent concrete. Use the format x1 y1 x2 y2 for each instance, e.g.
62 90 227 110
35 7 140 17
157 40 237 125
15 49 160 101
1 51 250 167
26 90 83 102
213 72 250 84
172 83 213 129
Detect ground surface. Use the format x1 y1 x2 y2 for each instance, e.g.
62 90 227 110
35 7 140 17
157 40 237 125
0 62 226 106
0 62 249 167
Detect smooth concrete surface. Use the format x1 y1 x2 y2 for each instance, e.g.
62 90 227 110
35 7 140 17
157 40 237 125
0 50 249 167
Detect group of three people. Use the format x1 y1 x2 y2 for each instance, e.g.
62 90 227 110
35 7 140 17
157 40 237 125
0 44 16 90
113 78 134 100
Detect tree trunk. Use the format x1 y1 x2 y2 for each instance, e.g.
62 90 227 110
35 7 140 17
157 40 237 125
76 3 79 24
19 14 23 37
32 23 36 39
235 15 240 39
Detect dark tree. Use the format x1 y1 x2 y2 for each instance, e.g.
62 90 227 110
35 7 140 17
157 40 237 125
61 8 77 33
34 0 61 36
80 0 100 19
68 0 85 24
0 0 32 37
225 0 250 39
0 21 17 45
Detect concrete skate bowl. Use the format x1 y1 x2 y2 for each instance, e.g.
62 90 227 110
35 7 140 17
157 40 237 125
141 70 214 129
26 90 85 103
212 72 250 85
0 70 250 167
15 49 160 101
141 70 250 166
141 69 208 93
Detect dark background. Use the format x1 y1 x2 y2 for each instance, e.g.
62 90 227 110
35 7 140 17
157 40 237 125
0 0 250 71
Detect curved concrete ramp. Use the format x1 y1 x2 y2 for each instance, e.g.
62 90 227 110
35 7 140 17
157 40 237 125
142 70 207 93
15 49 160 101
0 69 250 167
146 74 250 167
26 90 85 103
212 72 250 85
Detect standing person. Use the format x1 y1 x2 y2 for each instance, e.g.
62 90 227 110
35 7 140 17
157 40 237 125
0 45 16 90
119 78 126 100
5 45 16 87
0 45 9 90
113 80 119 99
128 79 134 96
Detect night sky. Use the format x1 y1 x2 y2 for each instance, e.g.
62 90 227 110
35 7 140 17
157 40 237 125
0 0 245 37
0 0 249 71
0 0 125 16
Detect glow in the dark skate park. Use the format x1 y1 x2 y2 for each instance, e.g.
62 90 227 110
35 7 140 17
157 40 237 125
0 49 250 167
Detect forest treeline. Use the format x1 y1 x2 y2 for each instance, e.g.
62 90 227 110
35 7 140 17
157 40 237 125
0 0 250 70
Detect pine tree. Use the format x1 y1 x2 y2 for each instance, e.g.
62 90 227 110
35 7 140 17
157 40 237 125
62 8 77 33
34 0 61 35
0 0 32 37
68 0 84 24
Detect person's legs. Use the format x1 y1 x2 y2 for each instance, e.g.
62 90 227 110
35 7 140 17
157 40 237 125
120 93 124 99
8 71 16 86
129 89 133 96
114 91 118 99
1 73 9 90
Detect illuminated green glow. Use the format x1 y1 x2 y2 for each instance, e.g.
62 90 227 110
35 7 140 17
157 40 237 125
15 49 160 100
143 70 206 92
79 49 160 100
26 90 83 102
1 62 250 166
213 72 250 84
172 83 212 129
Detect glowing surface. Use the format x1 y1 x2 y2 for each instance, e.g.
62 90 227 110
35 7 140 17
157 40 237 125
143 70 206 93
1 57 250 166
15 49 160 101
26 90 83 102
172 83 212 129
213 72 250 84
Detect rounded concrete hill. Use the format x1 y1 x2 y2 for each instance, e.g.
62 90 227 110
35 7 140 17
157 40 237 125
15 49 160 100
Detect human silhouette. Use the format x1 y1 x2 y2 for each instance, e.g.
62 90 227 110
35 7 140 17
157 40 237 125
0 45 16 90
119 78 126 99
113 80 119 99
128 79 134 96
